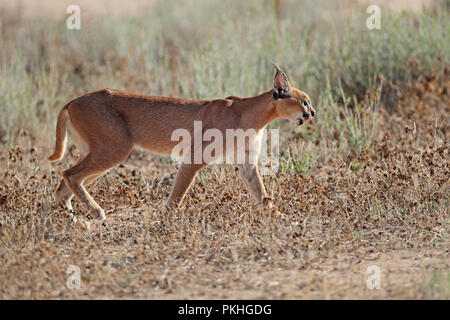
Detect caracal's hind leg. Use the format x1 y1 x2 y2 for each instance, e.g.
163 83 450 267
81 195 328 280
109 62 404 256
55 148 85 214
55 123 93 220
166 163 205 208
55 178 75 216
63 147 131 220
56 173 102 220
61 101 133 220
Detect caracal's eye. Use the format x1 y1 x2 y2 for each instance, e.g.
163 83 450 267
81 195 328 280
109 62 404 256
303 100 309 108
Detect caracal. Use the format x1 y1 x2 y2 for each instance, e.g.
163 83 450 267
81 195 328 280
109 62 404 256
49 64 315 220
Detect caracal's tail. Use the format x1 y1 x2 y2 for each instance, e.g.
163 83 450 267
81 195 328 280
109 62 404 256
48 106 69 161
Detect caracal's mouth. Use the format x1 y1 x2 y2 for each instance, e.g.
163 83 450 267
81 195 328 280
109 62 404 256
297 117 313 126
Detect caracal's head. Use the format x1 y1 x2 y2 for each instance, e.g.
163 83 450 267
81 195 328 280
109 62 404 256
272 64 316 126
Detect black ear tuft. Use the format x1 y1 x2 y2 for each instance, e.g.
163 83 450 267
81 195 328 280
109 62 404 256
273 64 291 99
273 63 282 73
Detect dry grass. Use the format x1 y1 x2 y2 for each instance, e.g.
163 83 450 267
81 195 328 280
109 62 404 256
1 73 448 299
0 0 449 299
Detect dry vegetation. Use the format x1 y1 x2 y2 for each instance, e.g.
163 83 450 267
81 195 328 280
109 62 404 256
0 0 449 299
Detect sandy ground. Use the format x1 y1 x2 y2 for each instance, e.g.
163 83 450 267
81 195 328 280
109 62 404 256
147 248 448 299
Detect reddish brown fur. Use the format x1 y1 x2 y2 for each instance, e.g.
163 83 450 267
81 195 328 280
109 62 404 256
49 68 315 220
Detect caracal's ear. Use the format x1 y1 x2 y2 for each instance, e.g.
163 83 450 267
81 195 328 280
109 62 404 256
273 63 291 99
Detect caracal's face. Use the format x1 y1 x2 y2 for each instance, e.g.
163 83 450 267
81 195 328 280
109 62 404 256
275 88 316 126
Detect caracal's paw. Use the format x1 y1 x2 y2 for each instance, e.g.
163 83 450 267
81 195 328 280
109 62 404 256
91 207 106 221
68 209 77 222
262 196 273 208
260 196 282 215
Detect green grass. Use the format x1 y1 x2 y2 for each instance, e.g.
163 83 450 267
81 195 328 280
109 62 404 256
421 266 450 299
0 0 448 151
280 149 315 175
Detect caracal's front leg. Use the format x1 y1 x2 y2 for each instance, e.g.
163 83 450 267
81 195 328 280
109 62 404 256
166 163 205 208
238 164 272 208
